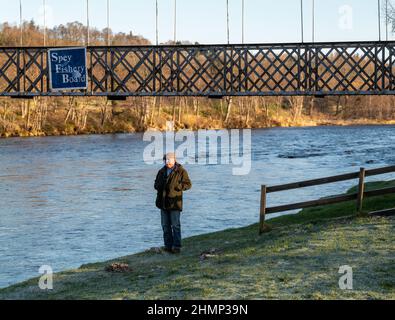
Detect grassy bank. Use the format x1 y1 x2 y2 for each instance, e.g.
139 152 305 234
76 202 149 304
1 181 394 300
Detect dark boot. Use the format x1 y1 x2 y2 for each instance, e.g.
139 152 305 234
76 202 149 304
162 247 173 254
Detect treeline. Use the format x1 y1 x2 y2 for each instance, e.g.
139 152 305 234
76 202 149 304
1 95 394 138
0 21 150 46
0 22 395 138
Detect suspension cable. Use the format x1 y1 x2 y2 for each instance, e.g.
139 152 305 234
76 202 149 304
43 0 46 46
87 0 90 46
300 0 304 43
107 0 110 46
378 0 382 41
226 0 230 44
15 1 393 48
173 0 177 43
386 0 389 41
156 0 159 45
312 0 315 43
19 0 23 46
242 0 245 44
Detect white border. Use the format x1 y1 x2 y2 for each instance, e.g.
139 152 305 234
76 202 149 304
48 47 88 92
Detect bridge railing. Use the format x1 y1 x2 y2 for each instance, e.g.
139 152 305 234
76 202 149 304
259 165 395 234
1 41 395 97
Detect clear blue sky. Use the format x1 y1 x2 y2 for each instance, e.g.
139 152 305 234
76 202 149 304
0 0 391 44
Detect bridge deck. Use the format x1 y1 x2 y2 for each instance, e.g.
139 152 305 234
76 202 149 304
1 41 395 97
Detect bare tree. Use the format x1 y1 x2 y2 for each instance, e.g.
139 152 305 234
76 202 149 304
287 96 305 122
224 97 233 124
100 98 111 127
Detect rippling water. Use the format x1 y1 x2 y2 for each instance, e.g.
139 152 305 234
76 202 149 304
0 125 394 288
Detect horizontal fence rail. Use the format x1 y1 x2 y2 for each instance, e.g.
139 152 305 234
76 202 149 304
259 165 395 234
2 41 395 97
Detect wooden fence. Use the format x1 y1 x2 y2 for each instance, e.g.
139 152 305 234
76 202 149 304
259 165 395 234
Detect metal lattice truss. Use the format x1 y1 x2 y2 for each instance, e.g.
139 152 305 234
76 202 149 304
1 41 395 97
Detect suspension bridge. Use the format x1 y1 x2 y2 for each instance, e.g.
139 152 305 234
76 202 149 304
1 1 395 98
1 41 395 98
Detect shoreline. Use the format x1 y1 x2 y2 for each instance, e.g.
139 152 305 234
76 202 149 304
1 179 394 299
1 215 393 299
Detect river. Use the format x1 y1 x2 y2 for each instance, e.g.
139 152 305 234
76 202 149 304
0 125 394 288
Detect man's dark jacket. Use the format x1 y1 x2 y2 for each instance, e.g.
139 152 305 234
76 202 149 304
154 163 192 211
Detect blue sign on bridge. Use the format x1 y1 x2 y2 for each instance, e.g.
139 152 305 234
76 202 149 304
48 47 88 91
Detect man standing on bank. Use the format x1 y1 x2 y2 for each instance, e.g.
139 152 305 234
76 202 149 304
155 153 192 254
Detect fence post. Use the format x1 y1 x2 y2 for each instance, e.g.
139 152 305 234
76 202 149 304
357 167 366 214
259 185 267 234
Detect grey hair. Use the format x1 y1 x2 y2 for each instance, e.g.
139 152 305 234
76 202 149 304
164 152 176 161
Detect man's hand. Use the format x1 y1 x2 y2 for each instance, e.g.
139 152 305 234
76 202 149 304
182 171 192 191
175 181 182 192
176 170 192 192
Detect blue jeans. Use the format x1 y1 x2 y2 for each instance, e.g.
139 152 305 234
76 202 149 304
161 209 181 249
